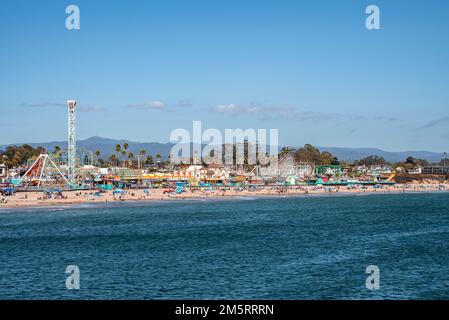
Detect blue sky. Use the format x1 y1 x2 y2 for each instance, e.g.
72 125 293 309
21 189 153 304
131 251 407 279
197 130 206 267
0 0 448 151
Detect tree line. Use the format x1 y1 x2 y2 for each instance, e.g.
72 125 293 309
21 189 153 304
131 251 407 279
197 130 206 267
0 143 163 169
1 142 448 170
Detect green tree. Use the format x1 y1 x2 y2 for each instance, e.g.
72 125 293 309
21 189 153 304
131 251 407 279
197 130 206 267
51 145 62 166
279 147 291 157
1 144 39 167
294 144 335 165
331 156 340 165
156 153 162 168
405 157 428 167
121 150 127 167
109 154 117 166
95 150 101 166
115 144 121 163
145 155 154 166
123 143 129 163
128 152 134 167
53 145 61 155
354 155 388 166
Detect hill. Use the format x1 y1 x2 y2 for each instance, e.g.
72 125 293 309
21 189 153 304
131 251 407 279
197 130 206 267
1 137 446 163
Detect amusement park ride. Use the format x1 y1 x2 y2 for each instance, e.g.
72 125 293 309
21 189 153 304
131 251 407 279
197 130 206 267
16 100 77 188
15 149 68 187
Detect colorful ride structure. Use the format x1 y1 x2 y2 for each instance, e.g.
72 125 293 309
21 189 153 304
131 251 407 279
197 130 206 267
15 149 68 187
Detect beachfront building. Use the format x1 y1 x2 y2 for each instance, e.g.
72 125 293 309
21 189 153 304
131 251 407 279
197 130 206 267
79 165 101 177
354 165 368 174
185 165 206 180
407 167 423 174
354 165 392 177
314 165 343 177
176 164 231 181
114 167 144 180
422 166 449 175
0 163 6 180
205 164 230 180
370 165 392 175
395 166 406 174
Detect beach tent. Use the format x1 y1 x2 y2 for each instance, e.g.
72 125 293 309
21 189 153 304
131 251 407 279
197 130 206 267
1 187 15 196
175 182 185 194
199 182 211 187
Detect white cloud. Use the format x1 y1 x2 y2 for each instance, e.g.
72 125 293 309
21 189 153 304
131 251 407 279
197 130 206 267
213 103 296 119
420 116 449 129
212 103 399 123
177 99 193 107
214 104 242 113
22 102 65 108
78 106 106 113
128 101 165 110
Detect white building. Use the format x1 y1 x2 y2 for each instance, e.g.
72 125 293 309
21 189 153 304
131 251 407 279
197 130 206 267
407 166 423 174
354 165 368 173
355 165 392 176
185 165 205 180
205 164 230 180
182 164 230 181
0 163 6 179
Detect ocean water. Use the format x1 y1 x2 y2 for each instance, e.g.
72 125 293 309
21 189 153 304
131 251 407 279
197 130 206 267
1 193 449 300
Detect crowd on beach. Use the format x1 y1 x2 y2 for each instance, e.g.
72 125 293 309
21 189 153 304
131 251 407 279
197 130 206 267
0 183 448 208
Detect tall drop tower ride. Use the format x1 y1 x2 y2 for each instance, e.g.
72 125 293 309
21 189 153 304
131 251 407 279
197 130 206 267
67 100 77 184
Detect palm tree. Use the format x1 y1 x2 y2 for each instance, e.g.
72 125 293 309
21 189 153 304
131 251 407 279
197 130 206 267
109 154 117 167
95 150 101 166
145 155 153 166
128 152 134 168
138 149 146 170
156 153 161 168
53 145 62 165
121 150 127 167
279 147 290 157
123 143 129 166
115 144 121 160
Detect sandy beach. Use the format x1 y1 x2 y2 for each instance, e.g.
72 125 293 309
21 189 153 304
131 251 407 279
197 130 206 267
1 183 448 209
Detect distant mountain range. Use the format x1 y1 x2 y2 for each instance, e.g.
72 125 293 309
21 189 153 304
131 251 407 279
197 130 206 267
0 136 173 160
316 147 446 164
0 136 446 163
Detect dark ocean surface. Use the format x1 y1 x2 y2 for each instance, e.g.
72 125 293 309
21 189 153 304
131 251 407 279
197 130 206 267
1 193 449 299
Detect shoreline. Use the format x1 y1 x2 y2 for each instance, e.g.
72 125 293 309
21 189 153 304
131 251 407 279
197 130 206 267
1 184 448 210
